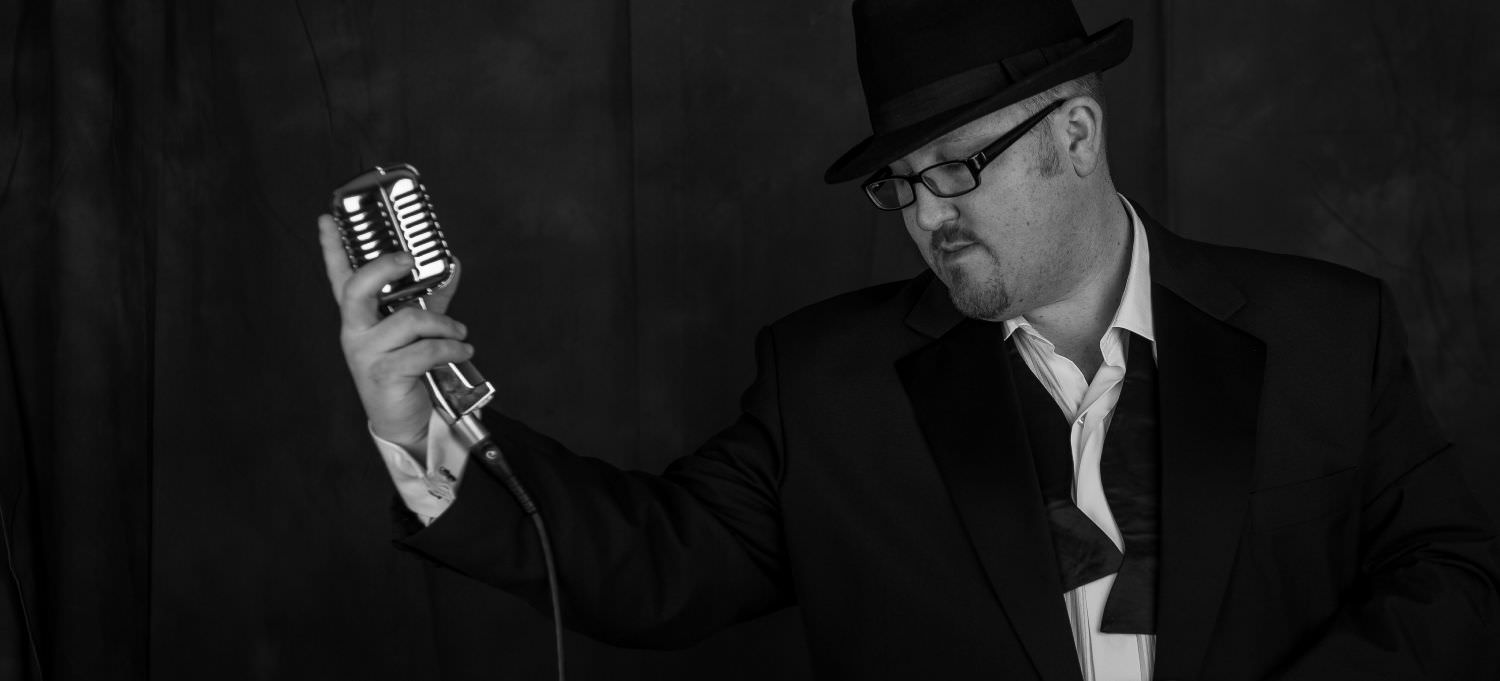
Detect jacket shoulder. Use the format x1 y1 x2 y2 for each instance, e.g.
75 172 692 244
1175 235 1383 316
760 272 932 362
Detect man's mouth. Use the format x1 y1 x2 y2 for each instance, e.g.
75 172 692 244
937 241 978 257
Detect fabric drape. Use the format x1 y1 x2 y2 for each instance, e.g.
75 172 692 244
0 0 1494 679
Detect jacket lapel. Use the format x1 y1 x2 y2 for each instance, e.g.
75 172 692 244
895 208 1267 679
896 295 1083 681
1143 217 1266 679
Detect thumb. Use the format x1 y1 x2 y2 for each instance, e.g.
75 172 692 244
426 256 462 314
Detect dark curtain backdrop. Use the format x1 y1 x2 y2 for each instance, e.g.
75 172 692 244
0 0 1494 679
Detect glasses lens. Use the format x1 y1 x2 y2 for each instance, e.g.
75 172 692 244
922 162 977 197
865 177 914 210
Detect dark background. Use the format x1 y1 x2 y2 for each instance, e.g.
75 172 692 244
1 0 1495 679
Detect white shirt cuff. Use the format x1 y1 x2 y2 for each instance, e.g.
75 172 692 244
367 409 472 525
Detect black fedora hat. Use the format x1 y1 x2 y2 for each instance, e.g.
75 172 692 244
824 0 1132 184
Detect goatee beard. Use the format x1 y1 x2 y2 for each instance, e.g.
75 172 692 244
944 267 1012 320
930 230 1013 320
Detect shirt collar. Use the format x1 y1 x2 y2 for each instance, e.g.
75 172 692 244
1002 194 1155 343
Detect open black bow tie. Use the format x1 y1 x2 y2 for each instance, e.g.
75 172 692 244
1007 332 1160 635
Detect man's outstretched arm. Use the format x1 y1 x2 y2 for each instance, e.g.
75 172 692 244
394 327 796 650
319 213 793 648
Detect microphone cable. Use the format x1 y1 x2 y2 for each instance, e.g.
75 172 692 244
457 421 566 681
329 164 565 680
0 496 44 679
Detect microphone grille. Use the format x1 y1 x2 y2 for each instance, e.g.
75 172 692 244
329 164 456 307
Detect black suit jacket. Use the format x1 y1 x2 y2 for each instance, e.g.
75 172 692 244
397 213 1500 680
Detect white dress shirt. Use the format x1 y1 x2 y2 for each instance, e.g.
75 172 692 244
370 196 1156 679
1001 196 1155 681
369 410 469 526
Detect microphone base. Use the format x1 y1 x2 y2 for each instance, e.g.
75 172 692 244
446 412 490 451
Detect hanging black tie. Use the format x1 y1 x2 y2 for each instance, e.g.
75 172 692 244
1005 332 1160 635
1006 339 1122 592
1097 332 1160 634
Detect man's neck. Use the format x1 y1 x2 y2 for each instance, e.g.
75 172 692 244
1023 193 1133 378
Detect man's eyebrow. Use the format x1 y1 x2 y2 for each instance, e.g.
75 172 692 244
891 130 986 172
929 133 984 158
938 130 983 145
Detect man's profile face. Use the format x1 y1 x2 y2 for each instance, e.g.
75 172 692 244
892 101 1092 322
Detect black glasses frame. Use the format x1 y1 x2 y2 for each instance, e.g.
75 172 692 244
862 98 1068 211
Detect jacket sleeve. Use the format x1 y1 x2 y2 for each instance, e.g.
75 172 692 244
1269 282 1500 680
393 327 793 650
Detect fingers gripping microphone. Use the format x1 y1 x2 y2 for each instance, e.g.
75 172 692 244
330 164 565 681
329 164 496 428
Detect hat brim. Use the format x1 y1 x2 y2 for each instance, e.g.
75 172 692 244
823 18 1134 184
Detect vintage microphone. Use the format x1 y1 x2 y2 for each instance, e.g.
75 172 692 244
329 164 566 681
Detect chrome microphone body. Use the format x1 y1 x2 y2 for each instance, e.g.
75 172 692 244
327 164 567 681
328 164 497 438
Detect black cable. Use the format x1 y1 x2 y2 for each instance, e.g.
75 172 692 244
0 497 43 679
530 512 565 681
474 439 565 681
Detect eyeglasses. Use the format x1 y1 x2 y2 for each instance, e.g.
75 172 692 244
862 99 1067 211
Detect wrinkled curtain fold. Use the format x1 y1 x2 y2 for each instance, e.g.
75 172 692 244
1 0 154 677
0 286 43 681
0 0 1495 679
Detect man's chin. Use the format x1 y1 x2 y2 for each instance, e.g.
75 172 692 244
946 276 1012 321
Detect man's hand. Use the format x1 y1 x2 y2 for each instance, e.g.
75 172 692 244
318 214 473 451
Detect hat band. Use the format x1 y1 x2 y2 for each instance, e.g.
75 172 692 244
870 37 1086 133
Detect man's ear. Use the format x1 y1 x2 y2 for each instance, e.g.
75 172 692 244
1061 96 1105 178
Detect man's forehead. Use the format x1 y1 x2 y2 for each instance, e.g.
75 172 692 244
946 103 1034 143
894 104 1027 168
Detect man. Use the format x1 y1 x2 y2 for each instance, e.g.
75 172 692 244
317 0 1499 678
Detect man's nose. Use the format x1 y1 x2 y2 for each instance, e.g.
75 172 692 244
909 182 958 232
